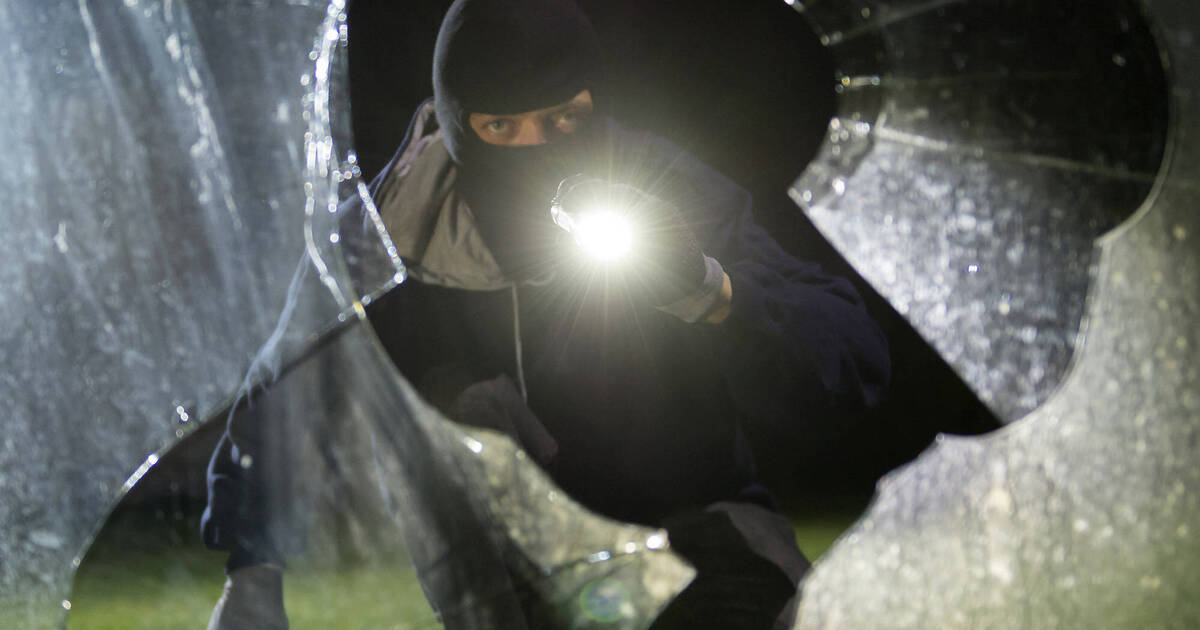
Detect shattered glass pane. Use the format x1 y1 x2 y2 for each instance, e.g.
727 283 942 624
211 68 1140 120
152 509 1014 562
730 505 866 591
792 0 1168 422
0 0 336 624
792 0 1200 627
0 1 691 628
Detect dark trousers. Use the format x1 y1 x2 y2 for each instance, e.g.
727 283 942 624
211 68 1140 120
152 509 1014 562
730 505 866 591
651 501 810 630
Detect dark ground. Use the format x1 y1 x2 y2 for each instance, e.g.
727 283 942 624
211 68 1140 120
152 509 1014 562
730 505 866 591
97 0 1001 562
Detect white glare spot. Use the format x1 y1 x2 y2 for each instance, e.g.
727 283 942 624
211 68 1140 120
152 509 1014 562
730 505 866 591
624 542 637 553
239 454 253 469
989 557 1014 583
165 33 181 60
54 222 69 253
832 178 846 195
463 436 483 454
588 551 611 563
329 233 340 244
983 487 1013 516
62 600 72 611
645 533 666 549
30 530 63 549
574 211 633 262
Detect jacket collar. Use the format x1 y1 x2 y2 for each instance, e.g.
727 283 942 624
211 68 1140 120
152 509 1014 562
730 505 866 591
373 101 512 291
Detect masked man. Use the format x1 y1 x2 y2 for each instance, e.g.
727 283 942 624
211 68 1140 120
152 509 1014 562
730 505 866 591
203 0 890 628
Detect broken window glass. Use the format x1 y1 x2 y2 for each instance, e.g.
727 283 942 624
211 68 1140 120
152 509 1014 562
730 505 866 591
793 0 1169 422
2 1 691 628
791 0 1200 627
5 0 1197 628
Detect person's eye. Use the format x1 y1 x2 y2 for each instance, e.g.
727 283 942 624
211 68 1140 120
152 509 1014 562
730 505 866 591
485 119 511 135
553 109 587 133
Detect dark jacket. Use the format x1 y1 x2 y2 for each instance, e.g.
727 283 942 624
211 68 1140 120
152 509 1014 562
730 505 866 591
202 101 890 566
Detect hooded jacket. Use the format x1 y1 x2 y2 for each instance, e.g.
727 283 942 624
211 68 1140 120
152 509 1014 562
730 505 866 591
203 103 889 571
204 0 889 569
360 100 890 525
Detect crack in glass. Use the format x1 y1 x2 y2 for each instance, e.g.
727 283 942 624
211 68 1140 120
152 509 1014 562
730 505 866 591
790 0 1200 627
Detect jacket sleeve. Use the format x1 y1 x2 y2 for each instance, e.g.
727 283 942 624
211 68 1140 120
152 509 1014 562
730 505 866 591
202 394 303 572
665 142 891 431
201 102 433 571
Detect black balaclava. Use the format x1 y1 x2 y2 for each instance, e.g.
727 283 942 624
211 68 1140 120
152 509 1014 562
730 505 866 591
433 0 609 279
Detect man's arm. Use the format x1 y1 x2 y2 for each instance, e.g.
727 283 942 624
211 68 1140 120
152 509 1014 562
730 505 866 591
646 137 890 427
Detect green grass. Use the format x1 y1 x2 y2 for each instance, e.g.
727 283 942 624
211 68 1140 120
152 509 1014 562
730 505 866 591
792 512 859 562
68 545 437 630
68 545 228 630
67 511 860 629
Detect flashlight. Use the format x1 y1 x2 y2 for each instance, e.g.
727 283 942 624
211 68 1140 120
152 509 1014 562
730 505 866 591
551 177 636 263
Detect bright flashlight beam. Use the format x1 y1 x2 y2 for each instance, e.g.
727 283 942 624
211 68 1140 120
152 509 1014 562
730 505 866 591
573 210 633 262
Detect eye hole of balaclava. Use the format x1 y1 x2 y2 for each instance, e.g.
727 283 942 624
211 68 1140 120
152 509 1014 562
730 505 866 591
432 0 609 278
433 0 604 162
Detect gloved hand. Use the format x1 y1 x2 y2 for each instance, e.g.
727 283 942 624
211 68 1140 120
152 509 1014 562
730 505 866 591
207 564 289 630
551 175 709 307
455 374 558 466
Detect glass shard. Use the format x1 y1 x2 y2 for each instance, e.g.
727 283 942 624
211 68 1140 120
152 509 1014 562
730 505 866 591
791 0 1200 627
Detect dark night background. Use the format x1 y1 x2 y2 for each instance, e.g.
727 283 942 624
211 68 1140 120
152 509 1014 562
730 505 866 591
107 0 999 551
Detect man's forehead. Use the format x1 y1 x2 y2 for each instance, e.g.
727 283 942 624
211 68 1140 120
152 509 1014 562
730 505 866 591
471 89 593 119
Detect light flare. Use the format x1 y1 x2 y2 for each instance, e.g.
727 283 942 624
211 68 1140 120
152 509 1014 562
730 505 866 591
572 209 634 262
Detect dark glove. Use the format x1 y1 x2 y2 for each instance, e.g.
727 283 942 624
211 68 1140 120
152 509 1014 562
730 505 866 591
454 374 558 466
552 175 708 306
